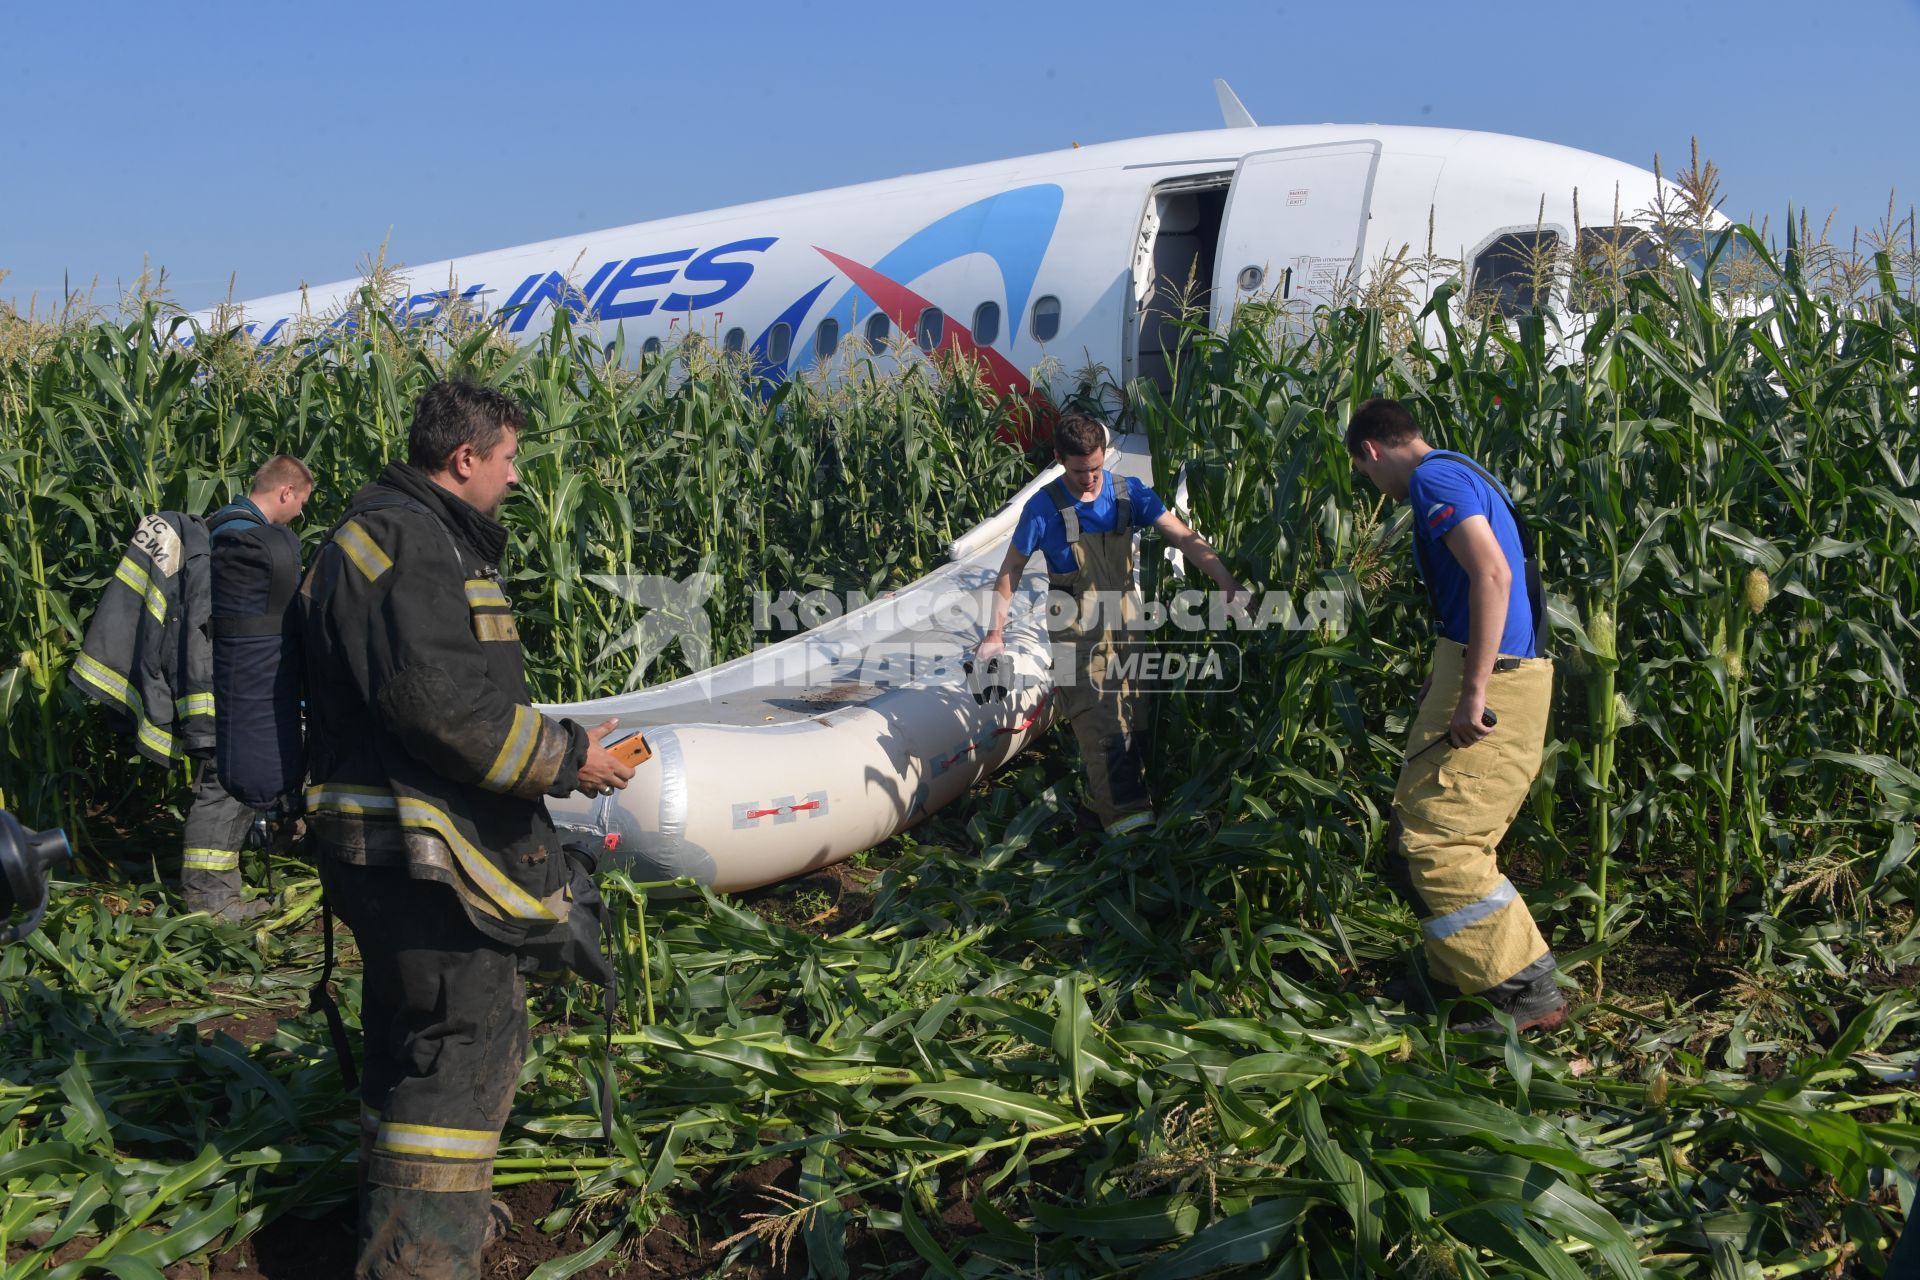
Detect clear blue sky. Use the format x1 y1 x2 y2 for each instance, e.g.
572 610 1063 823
4 0 1915 314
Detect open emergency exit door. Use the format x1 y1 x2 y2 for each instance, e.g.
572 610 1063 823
1211 140 1381 327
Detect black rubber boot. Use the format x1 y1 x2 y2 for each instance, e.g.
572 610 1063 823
1450 954 1569 1035
1381 950 1462 1013
358 1185 493 1280
212 896 275 925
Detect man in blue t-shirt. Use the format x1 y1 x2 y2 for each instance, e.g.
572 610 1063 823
977 413 1243 835
1348 398 1565 1034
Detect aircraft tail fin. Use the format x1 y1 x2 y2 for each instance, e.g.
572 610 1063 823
1214 79 1257 128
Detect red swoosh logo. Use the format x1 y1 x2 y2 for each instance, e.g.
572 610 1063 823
813 246 1050 442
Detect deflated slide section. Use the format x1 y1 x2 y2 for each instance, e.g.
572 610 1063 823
541 436 1153 892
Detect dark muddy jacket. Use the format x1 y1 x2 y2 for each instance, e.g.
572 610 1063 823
300 463 590 947
70 512 216 764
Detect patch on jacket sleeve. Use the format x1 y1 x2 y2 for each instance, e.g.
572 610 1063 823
472 614 520 643
132 514 184 577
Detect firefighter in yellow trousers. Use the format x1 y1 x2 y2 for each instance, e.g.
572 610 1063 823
1348 398 1567 1033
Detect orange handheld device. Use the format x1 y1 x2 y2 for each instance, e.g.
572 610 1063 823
611 734 652 768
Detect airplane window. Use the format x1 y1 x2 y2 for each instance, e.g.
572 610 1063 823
1666 227 1769 290
915 307 943 353
767 322 792 366
971 301 1001 346
1570 226 1660 309
641 336 662 357
1470 232 1561 317
815 317 840 361
1031 295 1061 342
723 327 745 354
865 312 890 352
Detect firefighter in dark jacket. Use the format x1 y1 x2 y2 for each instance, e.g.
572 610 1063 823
185 454 313 922
301 381 633 1279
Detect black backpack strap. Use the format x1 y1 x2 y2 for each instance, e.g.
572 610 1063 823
1411 528 1443 632
1414 453 1550 656
601 907 618 1148
308 895 359 1090
1112 473 1131 532
263 527 301 617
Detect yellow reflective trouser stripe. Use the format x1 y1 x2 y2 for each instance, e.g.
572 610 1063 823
1105 811 1154 835
373 1121 499 1161
114 555 167 624
304 783 398 815
395 796 558 922
175 692 215 718
482 705 538 791
335 519 392 582
183 847 240 871
464 578 509 608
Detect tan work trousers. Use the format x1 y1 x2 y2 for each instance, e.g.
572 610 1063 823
1392 639 1553 993
1051 524 1152 834
1057 637 1151 831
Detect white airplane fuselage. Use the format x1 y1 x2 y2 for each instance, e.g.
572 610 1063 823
203 124 1675 396
204 120 1691 890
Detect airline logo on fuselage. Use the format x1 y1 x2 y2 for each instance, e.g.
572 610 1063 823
219 181 1065 363
497 237 775 332
232 237 778 346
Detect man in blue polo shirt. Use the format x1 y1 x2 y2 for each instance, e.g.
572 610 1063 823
1348 398 1565 1034
978 413 1242 835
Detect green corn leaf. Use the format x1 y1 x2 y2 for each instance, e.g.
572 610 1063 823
1030 1194 1200 1242
526 1228 624 1280
798 1141 849 1280
895 1192 964 1280
1052 976 1094 1107
1139 1196 1309 1280
895 1081 1076 1129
